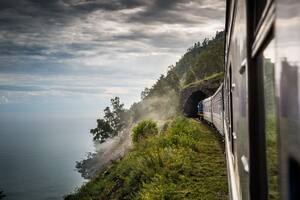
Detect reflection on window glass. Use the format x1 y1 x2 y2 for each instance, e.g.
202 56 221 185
263 39 279 199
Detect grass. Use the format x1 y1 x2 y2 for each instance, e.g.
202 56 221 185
132 120 158 143
65 117 228 200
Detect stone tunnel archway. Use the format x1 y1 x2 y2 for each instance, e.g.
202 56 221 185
183 90 207 117
180 75 223 118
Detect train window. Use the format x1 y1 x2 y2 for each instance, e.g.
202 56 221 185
262 39 279 199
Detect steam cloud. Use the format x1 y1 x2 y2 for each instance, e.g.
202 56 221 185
76 89 179 179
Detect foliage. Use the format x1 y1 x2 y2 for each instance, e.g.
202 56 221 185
137 31 224 103
183 72 224 90
174 31 225 85
65 117 228 200
90 97 127 143
141 88 150 100
90 119 113 142
184 69 197 85
132 120 158 143
139 65 180 102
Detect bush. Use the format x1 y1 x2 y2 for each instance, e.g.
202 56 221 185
132 120 158 143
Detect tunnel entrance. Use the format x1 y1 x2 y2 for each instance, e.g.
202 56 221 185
183 90 207 117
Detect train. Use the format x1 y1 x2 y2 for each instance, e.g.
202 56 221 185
198 84 224 136
196 0 300 200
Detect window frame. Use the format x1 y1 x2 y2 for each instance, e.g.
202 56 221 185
247 0 276 199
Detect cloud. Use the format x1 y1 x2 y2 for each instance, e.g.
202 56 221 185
0 0 225 60
0 0 225 114
0 85 44 92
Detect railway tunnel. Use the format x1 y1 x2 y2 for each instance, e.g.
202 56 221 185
183 90 207 117
180 75 223 117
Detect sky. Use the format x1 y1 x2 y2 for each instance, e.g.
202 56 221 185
0 0 225 120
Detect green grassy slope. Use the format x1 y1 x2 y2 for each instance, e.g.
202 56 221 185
65 117 228 200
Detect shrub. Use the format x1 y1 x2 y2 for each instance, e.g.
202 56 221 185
132 120 158 143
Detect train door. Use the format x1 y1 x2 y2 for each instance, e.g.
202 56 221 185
229 66 235 154
226 0 251 198
226 65 235 154
231 0 251 199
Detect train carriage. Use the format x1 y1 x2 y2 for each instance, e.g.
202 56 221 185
211 84 224 135
202 97 213 123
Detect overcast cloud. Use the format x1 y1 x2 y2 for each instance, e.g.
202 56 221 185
0 0 225 119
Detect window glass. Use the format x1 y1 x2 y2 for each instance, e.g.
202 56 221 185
262 39 279 199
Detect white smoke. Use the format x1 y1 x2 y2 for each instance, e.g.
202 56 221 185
78 89 179 179
133 89 179 127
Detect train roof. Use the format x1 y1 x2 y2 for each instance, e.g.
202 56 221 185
211 83 223 99
202 96 212 103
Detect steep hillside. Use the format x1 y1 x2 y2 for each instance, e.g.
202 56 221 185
66 31 226 199
131 30 224 123
140 30 224 99
65 118 228 200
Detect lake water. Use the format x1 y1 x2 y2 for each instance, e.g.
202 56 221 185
0 117 95 200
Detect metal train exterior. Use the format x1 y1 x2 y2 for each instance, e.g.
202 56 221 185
198 0 300 199
198 85 224 136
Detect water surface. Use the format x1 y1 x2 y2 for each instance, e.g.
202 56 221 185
0 117 95 200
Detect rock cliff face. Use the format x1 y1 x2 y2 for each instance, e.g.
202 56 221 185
180 74 223 117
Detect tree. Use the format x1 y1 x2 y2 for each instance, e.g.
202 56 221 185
165 66 180 92
90 97 126 143
202 38 209 47
185 69 197 85
141 88 150 100
90 119 113 143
